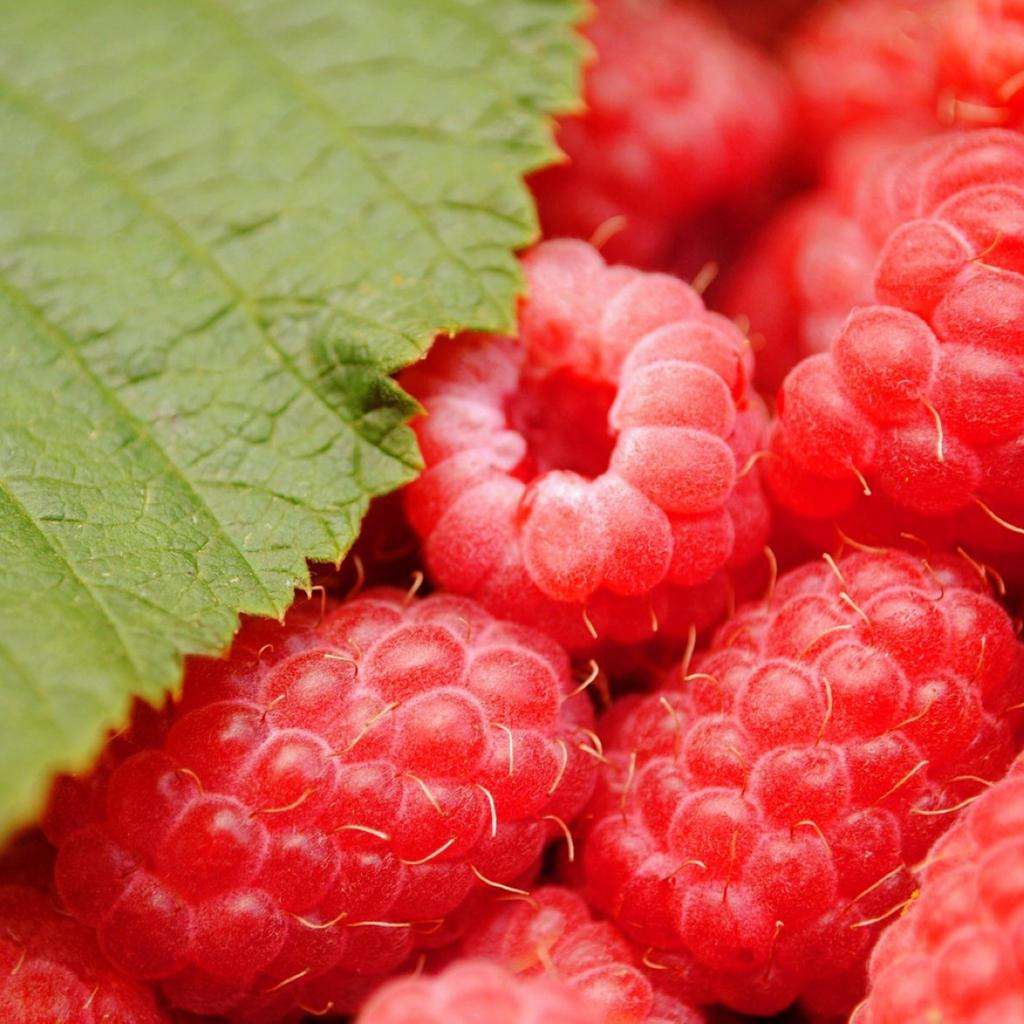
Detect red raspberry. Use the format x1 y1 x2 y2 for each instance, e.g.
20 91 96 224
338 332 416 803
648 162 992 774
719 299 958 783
454 886 705 1024
401 240 771 653
730 1 1024 385
787 0 946 158
530 0 791 269
579 549 1024 1018
724 131 903 390
356 960 592 1024
712 0 818 47
763 129 1024 578
854 754 1024 1024
42 589 596 1021
938 0 1024 130
0 881 170 1024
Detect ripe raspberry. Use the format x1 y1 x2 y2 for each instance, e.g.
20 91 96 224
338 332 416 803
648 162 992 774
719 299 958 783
938 0 1024 130
854 754 1024 1024
731 0 1024 386
712 0 817 47
529 0 791 269
786 0 946 157
580 549 1024 1018
723 131 902 390
765 129 1024 579
42 589 596 1021
454 886 705 1024
401 240 771 653
356 961 593 1024
0 881 170 1024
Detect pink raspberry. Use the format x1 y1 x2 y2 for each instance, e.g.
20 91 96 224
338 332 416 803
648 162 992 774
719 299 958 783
529 0 791 269
42 589 596 1021
579 549 1024 1018
855 754 1024 1024
454 886 705 1024
764 129 1024 579
401 240 771 653
356 960 592 1024
0 880 170 1024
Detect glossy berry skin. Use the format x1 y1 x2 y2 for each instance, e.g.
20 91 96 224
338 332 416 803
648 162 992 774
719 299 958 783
855 755 1024 1024
43 590 596 1021
454 886 704 1024
764 129 1024 578
0 882 170 1024
580 550 1024 1018
530 0 790 269
356 961 593 1024
402 239 771 653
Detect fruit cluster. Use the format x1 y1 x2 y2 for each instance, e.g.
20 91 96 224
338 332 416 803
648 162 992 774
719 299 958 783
9 2 1024 1024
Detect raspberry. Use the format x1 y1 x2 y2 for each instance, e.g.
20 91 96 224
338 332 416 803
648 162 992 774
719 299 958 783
730 1 1024 384
401 240 771 653
762 129 1024 578
938 0 1024 130
0 880 170 1024
356 961 593 1024
854 754 1024 1024
454 886 705 1024
529 0 790 269
42 589 596 1021
787 0 945 157
712 0 818 46
579 549 1024 1018
723 131 901 390
359 887 706 1024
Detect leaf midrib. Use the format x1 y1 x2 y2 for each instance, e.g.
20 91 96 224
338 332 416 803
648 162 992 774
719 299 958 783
197 0 509 325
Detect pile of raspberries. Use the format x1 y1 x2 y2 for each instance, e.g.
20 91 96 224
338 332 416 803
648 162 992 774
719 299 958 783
8 1 1024 1022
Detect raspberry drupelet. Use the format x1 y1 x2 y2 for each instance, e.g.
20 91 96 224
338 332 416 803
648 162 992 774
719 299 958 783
937 0 1024 131
0 880 171 1024
729 0 1024 385
360 886 705 1024
356 960 593 1024
854 754 1024 1024
579 549 1024 1018
723 131 906 390
762 129 1024 577
529 0 791 269
787 0 1024 160
453 885 705 1024
42 589 597 1021
786 0 945 159
401 240 771 654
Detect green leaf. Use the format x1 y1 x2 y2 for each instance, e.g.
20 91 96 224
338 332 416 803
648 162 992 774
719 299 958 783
0 0 583 838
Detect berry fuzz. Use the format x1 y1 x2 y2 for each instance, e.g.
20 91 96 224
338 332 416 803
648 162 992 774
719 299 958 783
530 0 790 268
0 880 170 1024
764 129 1024 578
580 549 1024 1018
454 885 705 1024
402 239 771 653
356 960 594 1024
855 754 1024 1023
42 590 596 1021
